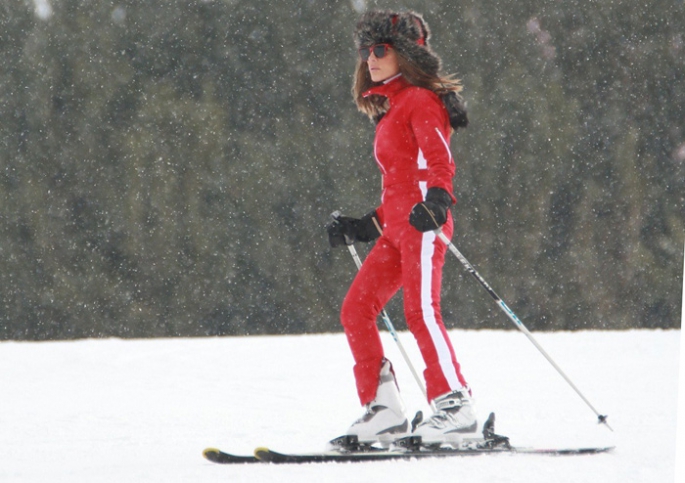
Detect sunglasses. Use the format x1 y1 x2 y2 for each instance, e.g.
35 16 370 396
358 43 392 61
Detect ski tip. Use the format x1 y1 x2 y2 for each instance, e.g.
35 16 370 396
203 448 221 462
254 447 269 457
203 448 224 459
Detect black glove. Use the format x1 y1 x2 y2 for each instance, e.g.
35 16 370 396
327 211 381 248
409 187 453 232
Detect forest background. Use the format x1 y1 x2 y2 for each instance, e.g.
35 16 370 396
1 0 683 340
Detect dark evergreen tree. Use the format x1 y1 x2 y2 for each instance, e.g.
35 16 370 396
0 0 682 339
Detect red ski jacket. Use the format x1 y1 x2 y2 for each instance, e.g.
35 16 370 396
363 75 456 228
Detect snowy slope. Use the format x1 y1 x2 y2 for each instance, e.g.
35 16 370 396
0 329 679 483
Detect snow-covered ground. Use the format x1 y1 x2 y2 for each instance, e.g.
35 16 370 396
1 329 680 483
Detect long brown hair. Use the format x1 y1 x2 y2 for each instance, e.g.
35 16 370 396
352 49 468 129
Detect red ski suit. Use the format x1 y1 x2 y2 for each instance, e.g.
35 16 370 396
342 75 468 405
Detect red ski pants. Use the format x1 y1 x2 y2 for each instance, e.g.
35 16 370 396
341 219 468 406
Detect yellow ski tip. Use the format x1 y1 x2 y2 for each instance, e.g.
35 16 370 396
253 447 269 458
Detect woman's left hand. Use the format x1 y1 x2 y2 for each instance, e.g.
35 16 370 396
409 187 452 232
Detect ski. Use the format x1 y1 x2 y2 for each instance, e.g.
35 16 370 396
202 413 614 465
252 445 614 464
203 443 614 465
202 447 260 464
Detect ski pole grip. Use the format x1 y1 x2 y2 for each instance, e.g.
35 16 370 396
330 211 355 246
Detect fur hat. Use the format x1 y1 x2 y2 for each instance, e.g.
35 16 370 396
354 10 441 76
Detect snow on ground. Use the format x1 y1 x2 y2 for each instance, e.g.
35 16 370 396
0 329 679 483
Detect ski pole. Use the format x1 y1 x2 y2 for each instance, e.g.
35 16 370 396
344 242 428 401
434 229 612 431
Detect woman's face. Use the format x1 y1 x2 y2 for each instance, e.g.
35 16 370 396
367 45 400 83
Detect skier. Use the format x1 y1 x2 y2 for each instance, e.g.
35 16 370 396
326 10 475 445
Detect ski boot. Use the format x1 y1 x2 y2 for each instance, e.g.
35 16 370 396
411 388 477 447
333 359 409 449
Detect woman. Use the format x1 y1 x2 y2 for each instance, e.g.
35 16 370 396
327 10 474 445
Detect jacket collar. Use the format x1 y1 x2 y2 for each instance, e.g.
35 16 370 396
362 74 410 99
